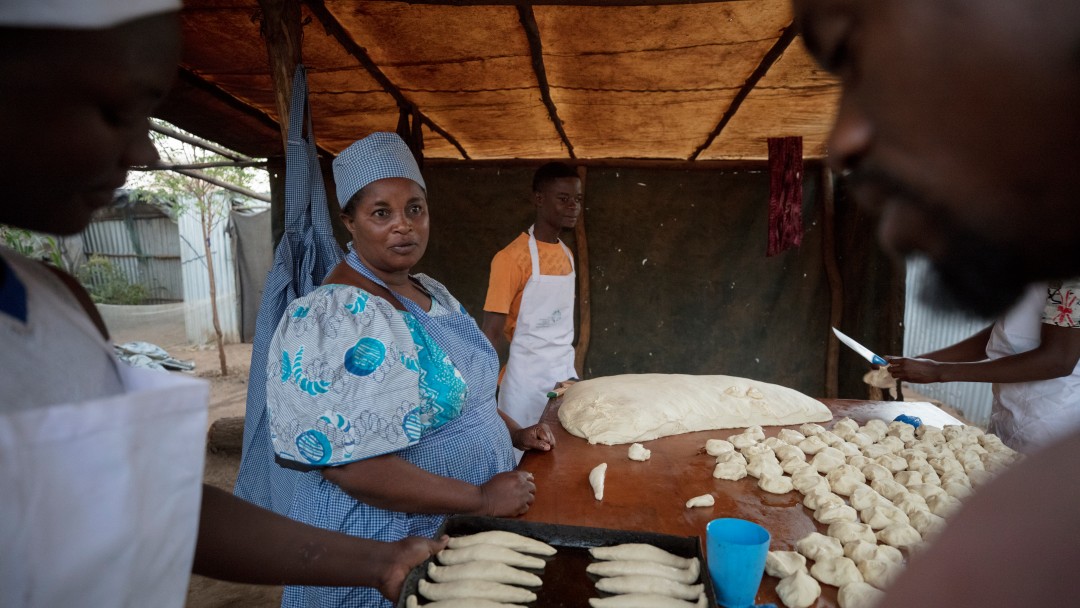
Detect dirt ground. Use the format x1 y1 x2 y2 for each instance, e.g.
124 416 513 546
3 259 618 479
107 317 283 608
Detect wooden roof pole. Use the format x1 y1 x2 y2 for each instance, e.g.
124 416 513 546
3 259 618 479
306 0 471 160
517 6 575 158
821 165 842 398
573 165 591 376
688 23 798 160
256 0 303 152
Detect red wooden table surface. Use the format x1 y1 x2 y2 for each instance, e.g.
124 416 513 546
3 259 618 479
517 398 961 607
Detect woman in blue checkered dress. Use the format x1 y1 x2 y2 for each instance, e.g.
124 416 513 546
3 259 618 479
267 133 557 608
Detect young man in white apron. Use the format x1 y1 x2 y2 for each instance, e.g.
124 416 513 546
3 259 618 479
483 163 581 433
0 3 441 606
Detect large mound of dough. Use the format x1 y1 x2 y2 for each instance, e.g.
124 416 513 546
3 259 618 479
558 374 831 445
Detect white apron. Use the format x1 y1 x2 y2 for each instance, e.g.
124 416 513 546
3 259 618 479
0 354 208 607
986 282 1080 452
497 227 578 428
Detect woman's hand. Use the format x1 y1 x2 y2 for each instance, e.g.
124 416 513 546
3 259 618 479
376 535 448 602
513 423 557 452
474 471 536 517
884 356 944 383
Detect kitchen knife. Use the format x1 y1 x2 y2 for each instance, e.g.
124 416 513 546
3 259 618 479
831 327 888 366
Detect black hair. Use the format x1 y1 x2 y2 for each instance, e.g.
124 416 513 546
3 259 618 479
532 162 579 193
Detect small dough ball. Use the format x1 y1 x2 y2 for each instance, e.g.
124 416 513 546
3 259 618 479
800 423 828 437
774 443 805 462
812 447 847 474
765 550 807 578
798 435 829 456
827 464 867 495
747 456 784 480
778 428 807 444
861 419 889 442
715 451 748 466
705 439 736 456
803 488 844 511
849 486 886 511
818 430 845 447
810 556 863 587
843 540 879 564
776 569 821 608
713 460 748 481
685 493 715 509
838 581 886 608
926 493 962 518
590 463 608 501
792 467 828 494
728 432 759 450
873 544 904 564
759 474 795 495
858 558 902 590
833 417 860 435
782 456 813 476
876 523 922 550
796 532 843 562
815 503 859 525
870 478 909 502
628 443 652 461
892 470 923 487
892 492 929 517
828 522 877 545
860 504 910 530
745 425 766 441
846 454 872 469
860 462 892 482
742 443 774 458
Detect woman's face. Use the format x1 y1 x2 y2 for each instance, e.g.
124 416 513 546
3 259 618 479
342 177 429 276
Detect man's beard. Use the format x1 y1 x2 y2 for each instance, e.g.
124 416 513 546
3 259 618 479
912 226 1030 319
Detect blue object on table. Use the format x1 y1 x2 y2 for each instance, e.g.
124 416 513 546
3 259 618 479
707 518 771 608
894 414 923 428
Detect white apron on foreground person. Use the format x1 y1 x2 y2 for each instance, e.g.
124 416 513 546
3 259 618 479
482 162 581 429
0 3 441 606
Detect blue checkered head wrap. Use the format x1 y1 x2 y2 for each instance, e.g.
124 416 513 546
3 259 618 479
332 132 426 208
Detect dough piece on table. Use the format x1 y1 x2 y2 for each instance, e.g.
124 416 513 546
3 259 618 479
811 447 846 474
860 504 910 530
876 523 922 550
800 423 828 437
745 425 766 441
848 432 875 448
797 435 829 456
908 509 947 539
836 441 863 458
427 561 543 587
872 544 903 564
594 576 704 601
827 464 867 495
870 478 908 502
861 444 891 460
837 581 886 608
729 432 759 450
858 558 902 590
778 428 806 444
705 439 735 457
905 483 946 501
846 454 872 470
588 594 707 608
860 419 889 442
557 374 831 445
941 481 973 500
828 522 877 545
628 443 652 462
418 578 537 603
892 471 922 487
833 417 860 435
843 540 879 564
746 455 784 479
758 474 795 495
782 456 812 476
591 463 608 501
815 503 859 525
763 436 785 449
590 544 696 569
765 550 807 578
810 556 863 587
712 460 748 481
587 559 702 584
446 530 557 556
796 532 843 562
925 493 962 518
774 443 805 462
791 467 828 494
437 544 546 569
817 430 845 447
886 422 916 443
860 463 892 483
776 569 821 608
685 494 715 508
803 488 844 511
874 452 908 473
849 486 886 511
405 595 521 608
892 492 929 517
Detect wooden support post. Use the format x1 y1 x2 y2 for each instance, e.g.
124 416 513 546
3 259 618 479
574 166 591 377
821 165 842 398
257 0 303 151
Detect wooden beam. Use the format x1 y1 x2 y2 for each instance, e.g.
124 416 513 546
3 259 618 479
424 157 826 170
306 0 471 160
821 165 842 399
257 0 304 152
134 160 270 171
169 168 273 203
396 1 745 6
688 23 798 161
517 6 575 158
573 165 591 376
149 122 255 162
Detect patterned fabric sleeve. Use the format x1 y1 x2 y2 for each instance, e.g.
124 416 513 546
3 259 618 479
1042 278 1080 328
266 284 466 468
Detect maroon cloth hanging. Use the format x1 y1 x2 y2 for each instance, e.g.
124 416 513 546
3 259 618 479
766 136 804 256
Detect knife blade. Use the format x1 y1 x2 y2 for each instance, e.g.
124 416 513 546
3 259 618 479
831 327 888 366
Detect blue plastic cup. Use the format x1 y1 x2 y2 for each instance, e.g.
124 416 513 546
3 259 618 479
706 518 771 608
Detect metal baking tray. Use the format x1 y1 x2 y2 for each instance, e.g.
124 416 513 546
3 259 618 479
397 515 716 607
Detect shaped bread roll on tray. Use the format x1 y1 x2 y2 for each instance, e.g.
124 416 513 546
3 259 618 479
445 530 556 556
594 575 704 601
588 593 707 608
590 463 608 501
436 544 546 569
427 561 542 587
587 558 702 584
589 544 696 569
418 578 537 603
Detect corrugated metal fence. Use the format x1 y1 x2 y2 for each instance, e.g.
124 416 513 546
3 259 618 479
81 204 183 302
904 258 994 425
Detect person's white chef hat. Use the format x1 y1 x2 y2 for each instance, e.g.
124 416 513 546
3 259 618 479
0 0 181 29
333 132 426 208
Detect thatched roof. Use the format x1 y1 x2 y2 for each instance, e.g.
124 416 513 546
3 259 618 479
158 0 840 162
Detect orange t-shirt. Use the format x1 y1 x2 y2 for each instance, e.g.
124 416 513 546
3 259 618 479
483 232 574 344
